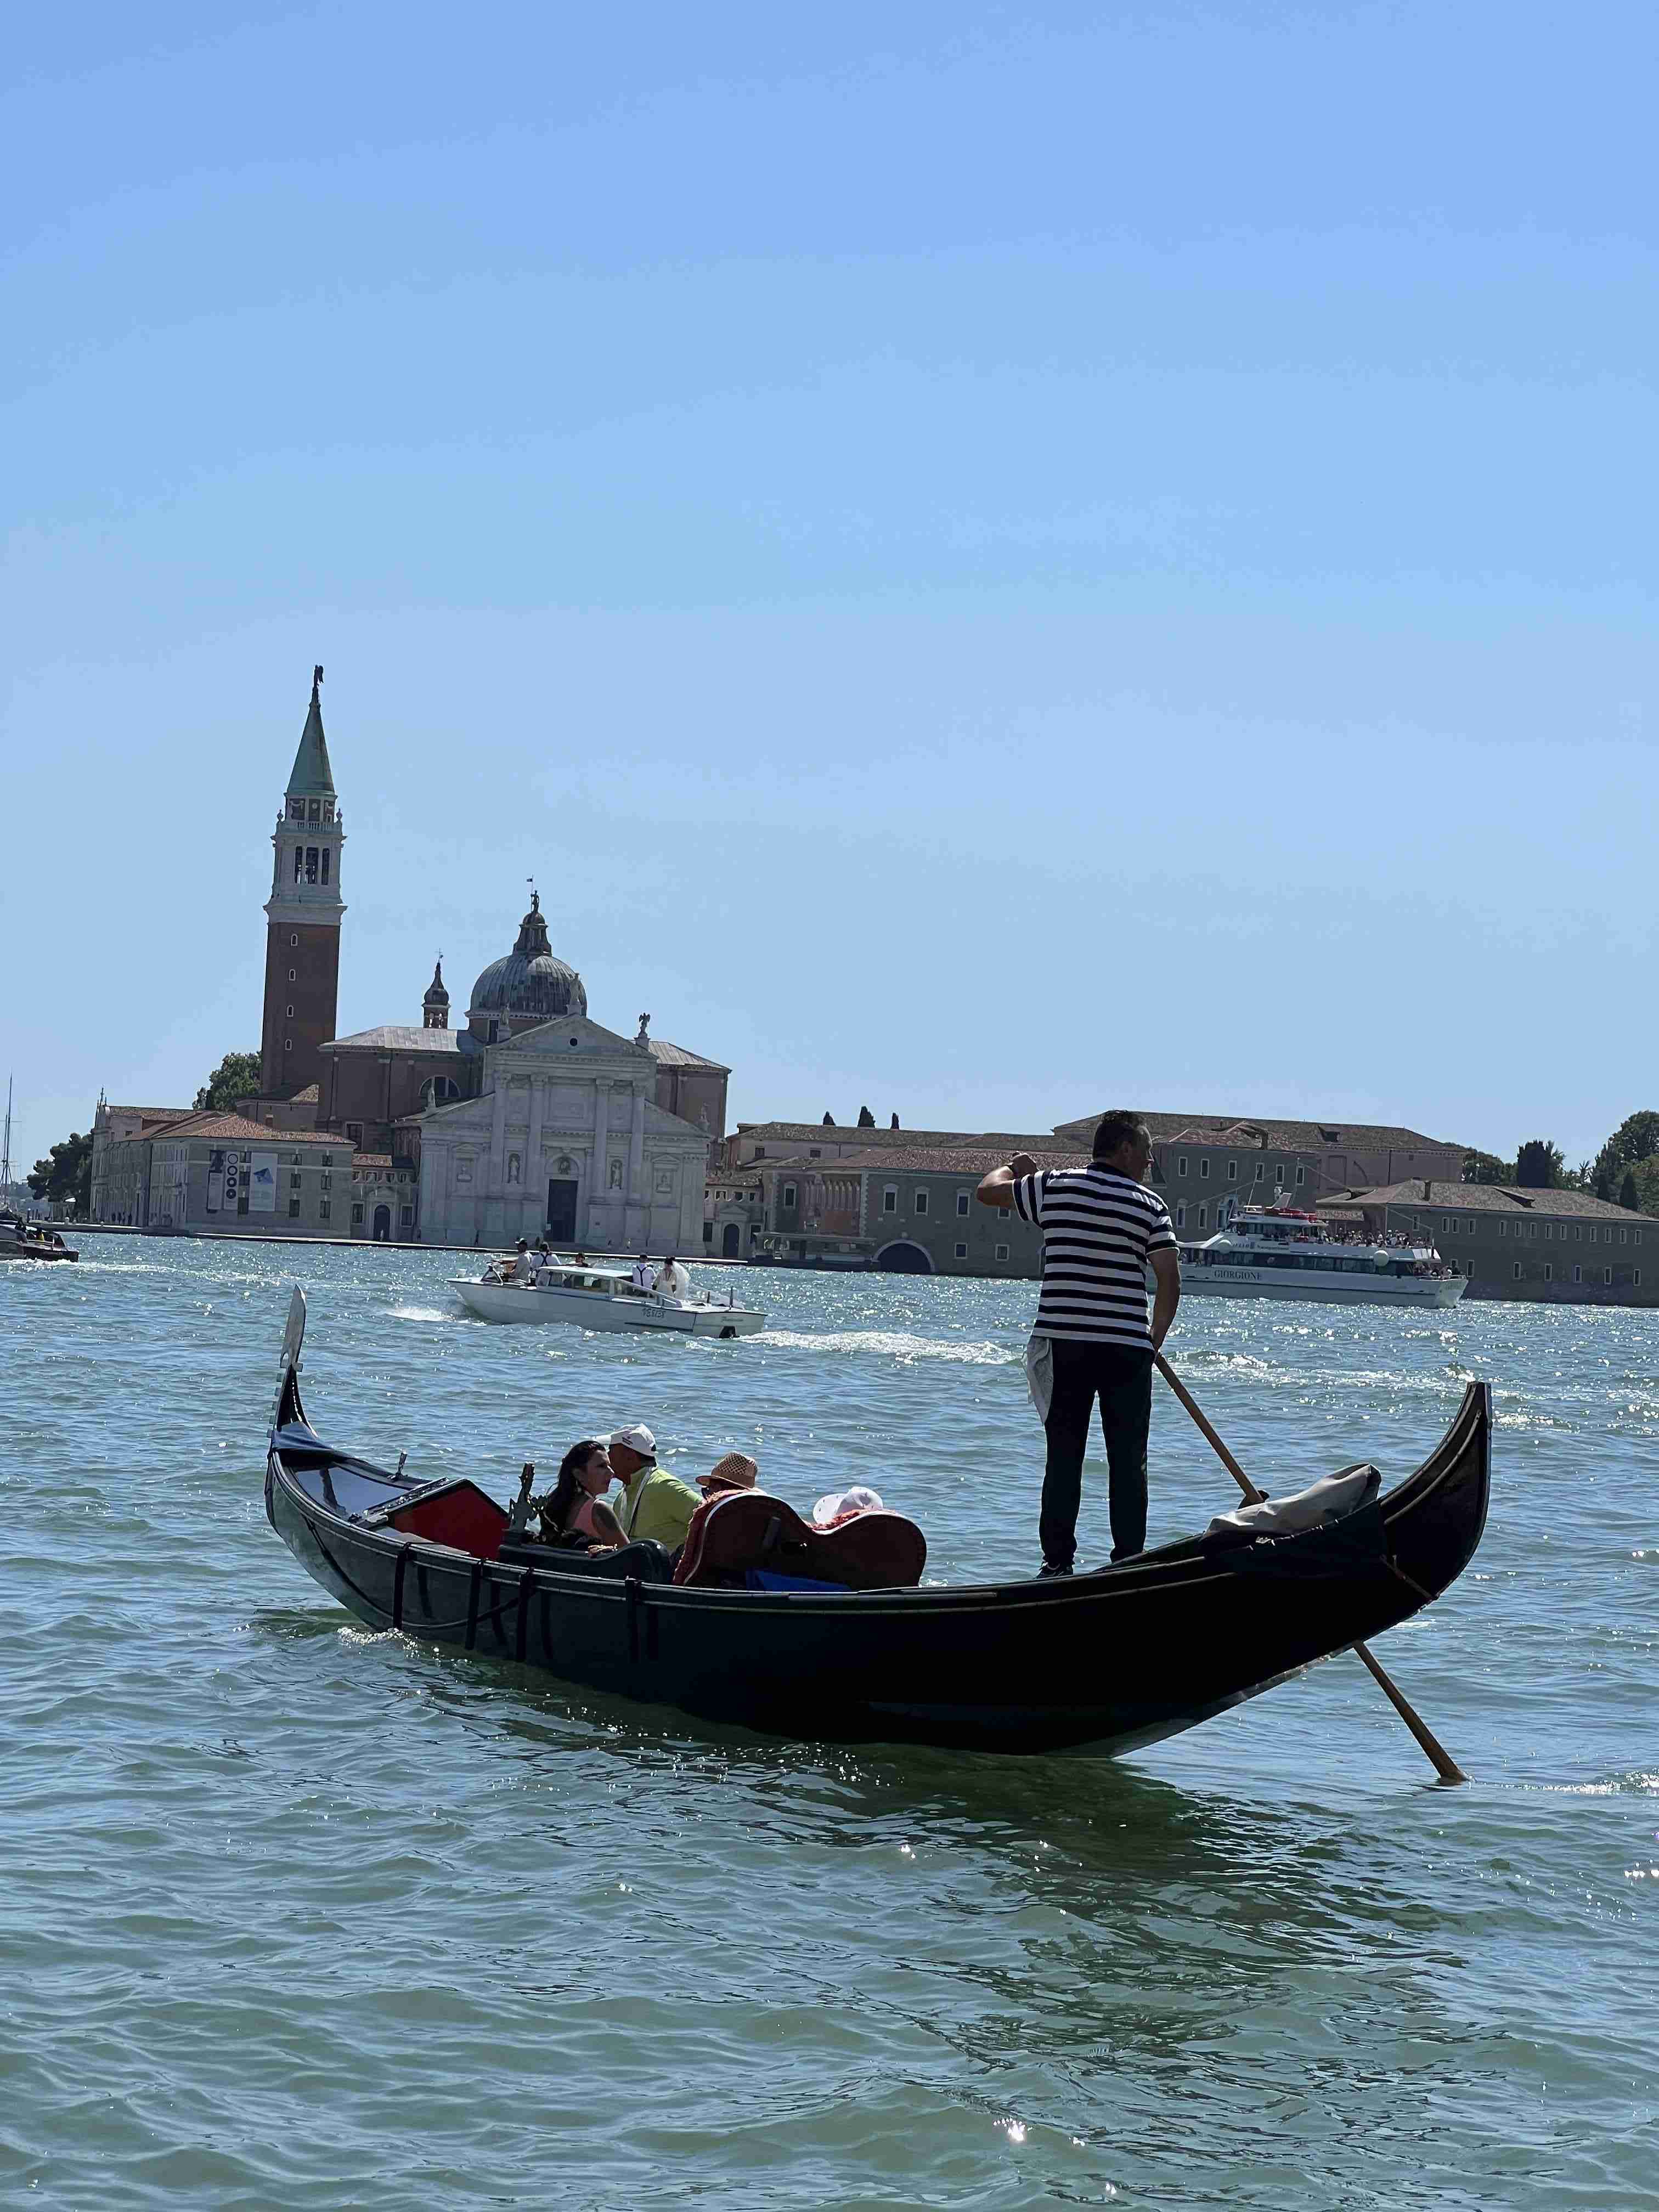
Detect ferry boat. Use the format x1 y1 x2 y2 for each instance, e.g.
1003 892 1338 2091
1178 1206 1466 1308
451 1259 766 1338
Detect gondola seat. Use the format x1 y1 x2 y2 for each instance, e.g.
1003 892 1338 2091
674 1491 927 1591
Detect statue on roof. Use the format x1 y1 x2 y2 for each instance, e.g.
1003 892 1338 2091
636 1013 651 1043
312 663 323 700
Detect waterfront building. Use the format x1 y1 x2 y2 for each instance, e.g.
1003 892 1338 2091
1317 1180 1655 1305
749 1145 1088 1274
1052 1110 1465 1207
93 1110 343 1235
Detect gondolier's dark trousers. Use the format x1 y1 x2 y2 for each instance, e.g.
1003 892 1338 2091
1041 1338 1153 1567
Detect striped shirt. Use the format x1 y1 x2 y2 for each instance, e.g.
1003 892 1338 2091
1014 1164 1177 1347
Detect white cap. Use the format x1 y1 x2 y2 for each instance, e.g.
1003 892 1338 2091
609 1423 656 1460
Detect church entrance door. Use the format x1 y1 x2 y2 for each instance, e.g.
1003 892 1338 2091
721 1222 741 1259
546 1179 578 1243
373 1205 391 1242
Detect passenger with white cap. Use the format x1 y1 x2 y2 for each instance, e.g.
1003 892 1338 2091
607 1423 703 1552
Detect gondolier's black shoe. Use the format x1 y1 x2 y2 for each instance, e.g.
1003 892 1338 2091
1038 1559 1073 1578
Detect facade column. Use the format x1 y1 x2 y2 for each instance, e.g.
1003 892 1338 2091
527 1076 545 1221
590 1080 610 1239
627 1086 646 1212
490 1075 509 1192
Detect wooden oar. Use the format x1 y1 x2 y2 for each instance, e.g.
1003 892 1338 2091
1154 1350 1468 1786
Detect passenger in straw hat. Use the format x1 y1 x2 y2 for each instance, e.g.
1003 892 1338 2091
697 1452 759 1500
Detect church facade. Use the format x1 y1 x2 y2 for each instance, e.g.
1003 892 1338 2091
415 1017 711 1252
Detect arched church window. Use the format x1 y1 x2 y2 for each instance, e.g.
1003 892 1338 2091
293 847 304 883
420 1077 460 1109
284 1037 293 1052
290 934 298 948
286 1004 294 1018
305 848 319 884
288 968 296 982
320 850 330 884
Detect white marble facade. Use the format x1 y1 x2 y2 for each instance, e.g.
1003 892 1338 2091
417 1015 708 1252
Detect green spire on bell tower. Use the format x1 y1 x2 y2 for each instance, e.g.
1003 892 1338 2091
285 664 336 798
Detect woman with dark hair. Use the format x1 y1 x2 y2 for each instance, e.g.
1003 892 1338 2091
539 1438 627 1550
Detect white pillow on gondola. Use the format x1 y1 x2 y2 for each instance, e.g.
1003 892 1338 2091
1206 1462 1381 1541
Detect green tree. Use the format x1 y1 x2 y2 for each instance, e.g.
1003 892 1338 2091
1619 1169 1640 1211
194 1050 262 1113
1461 1149 1513 1185
1591 1110 1659 1193
1595 1166 1613 1203
1514 1138 1565 1189
27 1130 93 1214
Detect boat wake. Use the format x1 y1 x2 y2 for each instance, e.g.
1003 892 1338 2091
752 1329 1017 1365
390 1303 461 1323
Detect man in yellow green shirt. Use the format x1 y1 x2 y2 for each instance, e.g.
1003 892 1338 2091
608 1424 702 1552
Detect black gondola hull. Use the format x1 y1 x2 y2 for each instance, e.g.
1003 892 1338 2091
264 1373 1490 1757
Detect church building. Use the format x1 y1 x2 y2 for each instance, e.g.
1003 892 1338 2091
239 669 729 1244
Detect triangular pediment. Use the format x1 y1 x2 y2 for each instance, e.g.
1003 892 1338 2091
499 1014 651 1059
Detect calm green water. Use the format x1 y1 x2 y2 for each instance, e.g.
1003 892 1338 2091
4 1243 1657 2209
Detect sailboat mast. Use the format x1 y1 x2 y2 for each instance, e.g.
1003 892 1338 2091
1 1076 12 1193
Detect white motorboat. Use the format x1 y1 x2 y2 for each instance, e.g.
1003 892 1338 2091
1178 1206 1466 1308
451 1260 766 1336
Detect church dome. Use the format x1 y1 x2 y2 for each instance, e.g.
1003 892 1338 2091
469 894 588 1028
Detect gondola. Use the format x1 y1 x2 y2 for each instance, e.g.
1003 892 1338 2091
263 1289 1490 1758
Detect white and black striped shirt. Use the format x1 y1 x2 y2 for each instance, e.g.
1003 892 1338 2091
1014 1165 1177 1348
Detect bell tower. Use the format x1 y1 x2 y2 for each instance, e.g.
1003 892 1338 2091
260 666 346 1100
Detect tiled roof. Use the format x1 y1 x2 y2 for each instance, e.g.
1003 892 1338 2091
1054 1109 1465 1153
290 1083 320 1103
646 1037 730 1073
352 1153 393 1171
156 1111 340 1146
102 1104 194 1126
1322 1181 1647 1221
736 1121 1057 1150
323 1024 472 1055
839 1147 1091 1177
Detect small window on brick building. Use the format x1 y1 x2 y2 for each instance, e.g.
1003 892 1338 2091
288 1197 300 1218
956 1192 970 1216
320 1199 331 1221
1513 1262 1521 1279
995 1243 1009 1260
288 968 296 982
915 1191 928 1215
955 1242 967 1259
883 1187 897 1214
351 1204 364 1225
290 933 298 947
1605 1266 1613 1285
286 1005 294 1019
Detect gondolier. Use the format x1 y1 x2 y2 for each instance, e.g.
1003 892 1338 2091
977 1111 1180 1574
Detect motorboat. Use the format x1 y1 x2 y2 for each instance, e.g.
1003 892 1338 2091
264 1287 1491 1759
1178 1206 1466 1307
0 1214 78 1262
451 1258 765 1338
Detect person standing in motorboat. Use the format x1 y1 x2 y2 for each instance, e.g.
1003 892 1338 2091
629 1252 654 1291
976 1111 1181 1576
510 1238 535 1284
653 1252 690 1299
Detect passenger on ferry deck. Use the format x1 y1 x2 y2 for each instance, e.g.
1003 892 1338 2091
608 1423 702 1551
630 1252 654 1291
539 1440 627 1549
511 1238 535 1283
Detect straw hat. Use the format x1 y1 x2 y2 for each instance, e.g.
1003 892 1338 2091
698 1452 759 1497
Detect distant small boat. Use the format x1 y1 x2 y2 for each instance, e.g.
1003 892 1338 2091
264 1288 1491 1759
0 1215 77 1262
452 1259 765 1338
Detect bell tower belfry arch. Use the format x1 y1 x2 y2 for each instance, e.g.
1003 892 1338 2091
260 665 346 1101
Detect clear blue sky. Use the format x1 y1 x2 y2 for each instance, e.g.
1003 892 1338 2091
4 3 1654 1179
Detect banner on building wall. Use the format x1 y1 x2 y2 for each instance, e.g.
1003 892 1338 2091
207 1150 224 1214
223 1154 241 1211
249 1152 278 1214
